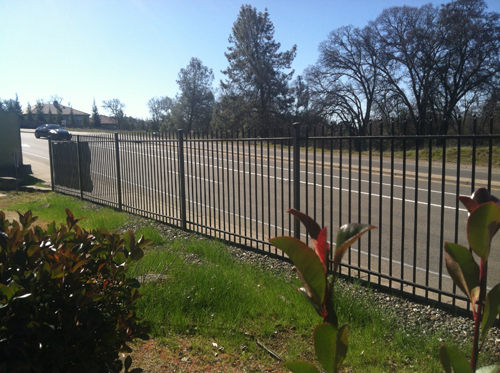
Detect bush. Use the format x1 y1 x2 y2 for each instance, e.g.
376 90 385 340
0 209 151 373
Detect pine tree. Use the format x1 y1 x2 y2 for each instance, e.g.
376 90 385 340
26 102 34 121
92 99 101 128
48 108 54 123
36 101 45 122
69 107 75 127
173 57 214 132
221 5 296 132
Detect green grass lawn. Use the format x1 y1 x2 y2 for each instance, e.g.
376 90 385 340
2 192 498 372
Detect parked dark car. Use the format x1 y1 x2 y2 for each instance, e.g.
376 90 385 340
34 124 72 140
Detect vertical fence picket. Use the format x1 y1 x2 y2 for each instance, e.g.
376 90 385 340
76 135 83 200
293 122 301 239
178 130 187 230
114 133 122 211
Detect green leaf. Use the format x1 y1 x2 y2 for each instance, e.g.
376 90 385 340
313 323 348 373
72 258 91 273
125 355 132 371
27 244 39 257
0 284 14 301
439 345 473 373
124 278 141 289
129 248 144 263
51 269 64 279
47 221 56 235
476 365 500 373
269 236 325 305
114 251 127 266
467 202 500 262
283 361 320 373
297 287 322 318
444 243 480 306
482 284 500 344
334 224 375 273
124 231 135 253
136 236 153 249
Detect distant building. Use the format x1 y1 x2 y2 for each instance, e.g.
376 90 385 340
99 115 117 126
97 115 117 130
23 102 90 127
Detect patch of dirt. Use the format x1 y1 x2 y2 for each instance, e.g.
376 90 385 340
126 338 291 373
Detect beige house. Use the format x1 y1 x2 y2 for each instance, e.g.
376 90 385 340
23 102 90 127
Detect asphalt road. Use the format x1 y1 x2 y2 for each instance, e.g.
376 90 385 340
21 130 51 182
22 130 500 305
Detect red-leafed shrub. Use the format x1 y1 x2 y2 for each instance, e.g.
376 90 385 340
0 209 151 373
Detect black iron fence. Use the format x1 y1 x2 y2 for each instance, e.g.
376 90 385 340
49 116 500 312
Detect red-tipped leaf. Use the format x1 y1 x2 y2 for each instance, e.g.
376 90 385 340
269 236 325 305
459 196 479 214
288 209 321 240
316 227 329 273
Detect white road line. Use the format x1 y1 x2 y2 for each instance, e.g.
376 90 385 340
23 152 50 160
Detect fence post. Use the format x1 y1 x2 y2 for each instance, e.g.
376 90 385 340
76 135 83 199
114 133 122 211
178 129 187 230
293 122 301 239
48 139 55 191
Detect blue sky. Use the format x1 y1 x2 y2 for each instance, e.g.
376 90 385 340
1 0 499 119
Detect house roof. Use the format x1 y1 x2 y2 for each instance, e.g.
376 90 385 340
24 103 89 116
99 115 117 125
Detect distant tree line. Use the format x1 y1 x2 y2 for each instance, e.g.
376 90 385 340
0 93 148 130
0 95 23 121
148 0 500 136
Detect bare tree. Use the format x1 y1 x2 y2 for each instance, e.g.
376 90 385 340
147 96 173 131
306 25 381 144
102 99 125 130
434 0 500 136
370 4 442 134
369 0 500 136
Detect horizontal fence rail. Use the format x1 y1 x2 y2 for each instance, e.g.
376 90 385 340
50 116 500 312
